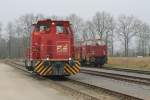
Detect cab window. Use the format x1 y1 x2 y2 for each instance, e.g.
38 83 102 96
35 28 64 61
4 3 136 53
39 25 49 31
36 23 50 32
56 26 64 33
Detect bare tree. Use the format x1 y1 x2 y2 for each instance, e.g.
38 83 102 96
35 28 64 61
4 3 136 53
0 22 11 58
18 14 34 37
67 14 84 41
14 20 24 58
6 22 14 58
0 37 7 58
84 21 96 40
0 22 5 58
117 15 138 56
35 14 45 20
82 24 89 41
0 22 2 33
108 17 116 56
92 11 115 57
16 14 35 57
92 12 116 56
93 12 112 40
136 22 150 56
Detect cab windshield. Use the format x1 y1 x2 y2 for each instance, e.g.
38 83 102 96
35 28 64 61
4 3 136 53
33 22 50 32
56 22 71 34
37 24 49 32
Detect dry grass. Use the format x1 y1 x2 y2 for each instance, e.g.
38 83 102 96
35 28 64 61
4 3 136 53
107 57 150 71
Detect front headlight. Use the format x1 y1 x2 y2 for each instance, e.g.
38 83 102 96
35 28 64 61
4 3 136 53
46 57 49 60
69 57 72 61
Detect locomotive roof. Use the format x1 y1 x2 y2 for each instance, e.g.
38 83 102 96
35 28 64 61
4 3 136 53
32 19 70 25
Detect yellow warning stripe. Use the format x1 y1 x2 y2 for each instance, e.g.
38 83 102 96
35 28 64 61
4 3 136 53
43 67 52 76
75 63 80 70
64 61 80 75
37 65 45 73
47 70 53 76
43 65 52 76
65 64 76 74
34 62 43 71
46 68 53 76
64 66 73 75
64 66 71 74
40 67 49 76
71 64 79 72
64 67 68 73
65 64 75 74
65 66 73 75
35 61 41 67
72 66 79 73
75 61 80 67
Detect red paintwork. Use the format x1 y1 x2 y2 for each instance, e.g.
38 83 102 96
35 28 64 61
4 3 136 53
75 42 107 60
27 19 74 61
81 45 107 58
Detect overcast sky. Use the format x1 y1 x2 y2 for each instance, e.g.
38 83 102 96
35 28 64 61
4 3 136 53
0 0 150 24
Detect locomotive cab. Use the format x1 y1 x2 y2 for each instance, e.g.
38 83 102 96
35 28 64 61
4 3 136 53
25 19 80 76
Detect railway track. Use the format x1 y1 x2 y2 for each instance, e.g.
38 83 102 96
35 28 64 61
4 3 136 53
103 66 150 75
84 65 150 75
81 68 150 86
5 60 143 100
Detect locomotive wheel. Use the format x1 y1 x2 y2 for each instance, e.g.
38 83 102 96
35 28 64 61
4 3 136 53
89 57 96 67
94 56 107 67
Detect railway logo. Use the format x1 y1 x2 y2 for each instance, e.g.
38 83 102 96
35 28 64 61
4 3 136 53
57 44 68 53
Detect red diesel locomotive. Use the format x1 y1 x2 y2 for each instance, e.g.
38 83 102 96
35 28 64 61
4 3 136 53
25 19 80 76
75 39 107 67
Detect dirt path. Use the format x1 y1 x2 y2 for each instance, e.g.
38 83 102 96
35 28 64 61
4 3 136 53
0 63 72 100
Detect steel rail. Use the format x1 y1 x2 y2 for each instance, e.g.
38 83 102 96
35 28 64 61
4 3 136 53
81 68 150 86
103 66 150 75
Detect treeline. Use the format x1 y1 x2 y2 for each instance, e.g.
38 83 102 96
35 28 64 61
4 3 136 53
0 11 150 58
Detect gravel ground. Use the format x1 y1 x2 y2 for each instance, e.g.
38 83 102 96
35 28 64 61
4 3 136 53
69 73 150 100
5 60 150 100
5 61 122 100
56 79 118 100
0 63 72 100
